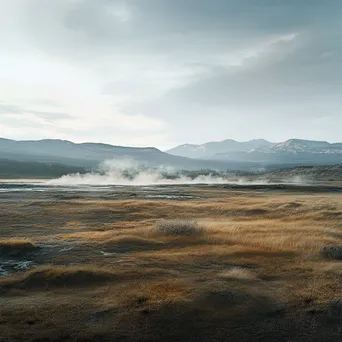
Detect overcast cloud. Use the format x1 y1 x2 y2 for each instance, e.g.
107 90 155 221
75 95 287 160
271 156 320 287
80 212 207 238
0 0 341 148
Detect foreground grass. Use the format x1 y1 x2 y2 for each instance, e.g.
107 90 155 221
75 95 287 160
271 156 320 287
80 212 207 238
0 265 119 290
0 186 341 341
0 239 37 257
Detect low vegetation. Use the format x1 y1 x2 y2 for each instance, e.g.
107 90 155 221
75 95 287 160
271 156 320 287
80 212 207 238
0 185 341 341
0 265 118 290
155 219 202 236
100 235 165 252
320 245 342 260
0 239 37 257
0 159 86 178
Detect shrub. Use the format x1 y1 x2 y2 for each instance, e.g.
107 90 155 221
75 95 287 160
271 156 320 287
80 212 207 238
320 245 342 260
0 239 37 257
155 220 201 236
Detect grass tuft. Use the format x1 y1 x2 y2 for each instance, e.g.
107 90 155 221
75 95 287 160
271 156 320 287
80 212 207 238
155 219 202 236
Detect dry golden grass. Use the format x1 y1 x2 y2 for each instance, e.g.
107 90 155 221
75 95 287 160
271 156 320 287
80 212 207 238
0 265 117 290
127 280 193 308
324 262 342 275
0 186 341 341
0 238 35 248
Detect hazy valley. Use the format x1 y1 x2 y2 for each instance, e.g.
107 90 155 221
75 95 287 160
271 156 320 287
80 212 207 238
0 138 342 180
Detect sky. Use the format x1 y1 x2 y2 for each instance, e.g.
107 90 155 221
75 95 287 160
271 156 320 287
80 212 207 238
0 0 341 149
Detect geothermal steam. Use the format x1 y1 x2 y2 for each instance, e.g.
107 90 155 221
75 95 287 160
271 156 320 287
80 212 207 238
46 159 308 186
47 159 246 186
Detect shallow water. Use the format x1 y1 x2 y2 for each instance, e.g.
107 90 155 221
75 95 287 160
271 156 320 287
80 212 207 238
0 180 341 200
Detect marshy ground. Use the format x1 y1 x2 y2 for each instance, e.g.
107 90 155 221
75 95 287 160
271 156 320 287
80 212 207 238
0 184 341 341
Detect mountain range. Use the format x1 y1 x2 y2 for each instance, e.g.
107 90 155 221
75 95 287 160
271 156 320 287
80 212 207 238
167 139 342 164
0 138 259 175
0 137 341 178
167 139 273 158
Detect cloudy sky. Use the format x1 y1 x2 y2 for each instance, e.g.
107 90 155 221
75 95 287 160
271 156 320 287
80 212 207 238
1 0 341 149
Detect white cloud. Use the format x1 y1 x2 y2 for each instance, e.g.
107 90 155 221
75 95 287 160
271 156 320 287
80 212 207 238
0 0 341 147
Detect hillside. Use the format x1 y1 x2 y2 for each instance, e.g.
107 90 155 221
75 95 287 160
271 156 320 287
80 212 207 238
0 138 263 173
0 138 166 167
167 139 273 159
262 164 342 182
168 139 342 165
0 159 86 179
253 139 342 154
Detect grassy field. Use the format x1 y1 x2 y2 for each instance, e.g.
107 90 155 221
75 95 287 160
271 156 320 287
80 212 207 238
0 185 341 341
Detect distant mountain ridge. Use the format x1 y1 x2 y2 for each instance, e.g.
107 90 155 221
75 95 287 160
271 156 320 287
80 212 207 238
0 138 262 172
167 139 273 158
259 139 342 154
167 139 342 165
0 138 163 167
0 137 341 179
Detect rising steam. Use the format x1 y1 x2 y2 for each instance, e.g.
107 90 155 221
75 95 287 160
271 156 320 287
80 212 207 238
46 159 310 186
47 159 264 186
